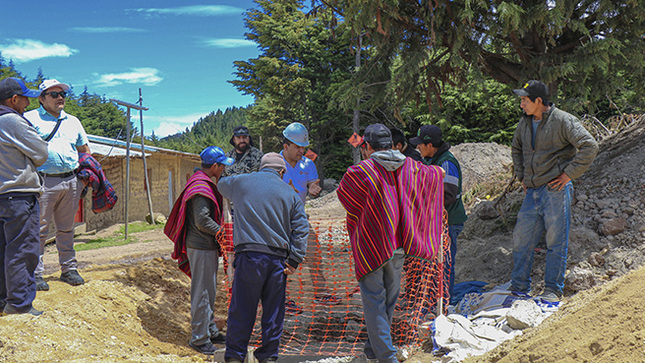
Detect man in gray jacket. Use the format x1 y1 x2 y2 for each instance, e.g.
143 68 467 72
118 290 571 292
218 152 308 363
0 78 48 316
510 80 598 302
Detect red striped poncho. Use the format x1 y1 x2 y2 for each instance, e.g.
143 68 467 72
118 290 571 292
337 157 444 281
164 170 222 277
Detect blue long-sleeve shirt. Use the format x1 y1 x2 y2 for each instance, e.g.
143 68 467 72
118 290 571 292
217 168 309 268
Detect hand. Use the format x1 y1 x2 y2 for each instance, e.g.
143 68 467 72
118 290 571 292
284 263 296 275
548 173 571 191
308 180 322 197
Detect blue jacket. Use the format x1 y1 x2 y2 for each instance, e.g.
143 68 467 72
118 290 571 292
218 168 309 268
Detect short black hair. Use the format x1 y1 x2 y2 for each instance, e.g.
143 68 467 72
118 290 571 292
368 140 393 151
201 162 214 169
283 137 294 146
390 127 406 147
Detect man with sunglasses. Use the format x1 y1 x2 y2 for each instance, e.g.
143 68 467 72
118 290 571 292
25 79 90 291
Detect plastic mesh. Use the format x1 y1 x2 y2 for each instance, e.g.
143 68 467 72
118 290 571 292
217 216 451 357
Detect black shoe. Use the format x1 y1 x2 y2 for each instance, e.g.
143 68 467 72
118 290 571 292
60 270 85 286
210 332 226 344
2 305 43 316
189 341 216 355
35 276 50 291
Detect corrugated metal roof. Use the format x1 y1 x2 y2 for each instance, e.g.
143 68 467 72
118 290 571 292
87 134 199 160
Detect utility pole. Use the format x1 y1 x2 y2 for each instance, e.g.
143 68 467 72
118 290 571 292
352 34 363 165
138 89 155 226
110 98 149 239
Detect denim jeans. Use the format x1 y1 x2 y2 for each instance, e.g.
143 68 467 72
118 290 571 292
511 183 572 295
359 251 404 363
446 224 464 305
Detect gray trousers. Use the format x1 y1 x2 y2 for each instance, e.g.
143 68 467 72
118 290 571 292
35 175 81 277
187 247 220 345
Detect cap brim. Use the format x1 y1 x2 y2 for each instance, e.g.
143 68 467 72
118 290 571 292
513 89 529 96
42 82 70 92
409 137 423 147
23 89 41 98
221 157 235 166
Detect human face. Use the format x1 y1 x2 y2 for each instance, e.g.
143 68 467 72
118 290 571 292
40 86 66 117
283 142 305 166
519 96 543 119
233 135 250 153
6 94 30 114
416 143 433 158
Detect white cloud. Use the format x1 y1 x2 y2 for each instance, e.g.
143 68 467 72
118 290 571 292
94 68 163 87
69 27 146 33
0 39 77 63
145 113 206 137
132 5 243 17
202 38 256 48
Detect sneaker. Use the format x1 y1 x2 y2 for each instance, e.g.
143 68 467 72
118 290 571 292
189 341 216 355
314 294 341 305
35 276 49 291
285 299 302 315
2 305 43 316
210 332 226 344
537 289 561 303
60 270 85 286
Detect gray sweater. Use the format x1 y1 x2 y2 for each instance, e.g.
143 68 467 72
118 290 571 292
0 106 48 196
218 168 309 269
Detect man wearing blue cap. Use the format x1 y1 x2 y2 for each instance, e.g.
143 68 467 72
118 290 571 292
165 146 234 355
0 77 48 316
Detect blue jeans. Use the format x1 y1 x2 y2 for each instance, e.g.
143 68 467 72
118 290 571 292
359 251 404 363
511 183 572 295
225 252 286 363
446 224 464 305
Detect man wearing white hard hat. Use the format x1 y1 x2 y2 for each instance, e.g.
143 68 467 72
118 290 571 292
280 122 341 309
25 79 90 291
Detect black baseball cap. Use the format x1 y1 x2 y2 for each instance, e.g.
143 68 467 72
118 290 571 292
0 77 41 101
409 125 442 147
513 80 550 101
361 123 392 147
229 125 254 147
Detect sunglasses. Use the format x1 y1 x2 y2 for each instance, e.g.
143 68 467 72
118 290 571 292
44 91 67 99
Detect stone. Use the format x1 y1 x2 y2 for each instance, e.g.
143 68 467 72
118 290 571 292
599 217 628 236
506 299 544 330
145 213 166 225
476 201 499 220
577 193 588 201
565 266 596 292
588 252 605 267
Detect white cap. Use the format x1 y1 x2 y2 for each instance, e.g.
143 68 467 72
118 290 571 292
39 79 70 92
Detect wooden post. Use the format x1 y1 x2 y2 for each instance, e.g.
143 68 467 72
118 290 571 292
138 89 155 225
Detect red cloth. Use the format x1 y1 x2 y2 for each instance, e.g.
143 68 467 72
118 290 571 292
164 170 222 277
337 157 444 280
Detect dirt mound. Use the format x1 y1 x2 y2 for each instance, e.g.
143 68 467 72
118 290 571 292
0 258 217 362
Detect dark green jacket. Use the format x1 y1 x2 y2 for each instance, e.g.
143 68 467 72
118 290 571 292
512 106 598 188
426 144 468 225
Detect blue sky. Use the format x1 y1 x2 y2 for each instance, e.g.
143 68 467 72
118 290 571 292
0 1 259 137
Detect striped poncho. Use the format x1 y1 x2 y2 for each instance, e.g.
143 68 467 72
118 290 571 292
337 156 444 281
164 170 222 277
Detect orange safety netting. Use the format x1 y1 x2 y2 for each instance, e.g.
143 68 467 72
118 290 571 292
218 216 451 357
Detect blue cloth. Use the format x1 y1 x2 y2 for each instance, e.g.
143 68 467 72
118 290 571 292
511 183 572 295
450 281 488 305
279 152 318 204
0 194 40 313
24 106 89 174
225 252 286 363
217 169 309 269
445 224 464 305
359 251 404 363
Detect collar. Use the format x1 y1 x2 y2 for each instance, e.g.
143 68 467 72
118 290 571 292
39 105 67 120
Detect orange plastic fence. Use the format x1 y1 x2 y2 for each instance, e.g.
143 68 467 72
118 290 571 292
218 217 451 357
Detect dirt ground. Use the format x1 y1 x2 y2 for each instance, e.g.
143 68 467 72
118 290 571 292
3 137 645 362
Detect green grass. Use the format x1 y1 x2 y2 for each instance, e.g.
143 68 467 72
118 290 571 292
75 221 165 252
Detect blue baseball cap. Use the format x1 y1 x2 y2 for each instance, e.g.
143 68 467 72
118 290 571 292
200 146 234 166
0 77 41 100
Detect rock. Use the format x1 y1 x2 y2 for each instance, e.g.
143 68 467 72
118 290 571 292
595 199 614 209
322 178 338 192
588 252 605 267
506 299 544 330
565 266 597 292
476 201 499 220
145 213 166 225
601 210 617 218
577 193 588 201
599 217 628 236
